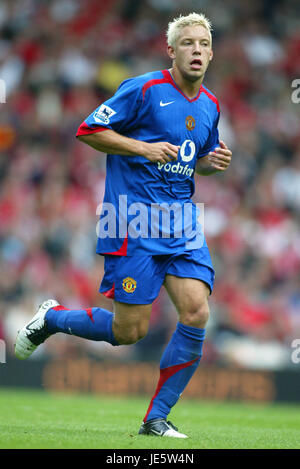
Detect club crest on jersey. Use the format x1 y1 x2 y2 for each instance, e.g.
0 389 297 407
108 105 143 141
185 115 196 131
94 104 116 124
122 277 137 294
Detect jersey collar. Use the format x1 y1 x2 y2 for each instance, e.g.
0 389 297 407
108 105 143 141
162 69 204 102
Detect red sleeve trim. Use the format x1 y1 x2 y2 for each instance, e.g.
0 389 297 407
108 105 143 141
76 121 109 137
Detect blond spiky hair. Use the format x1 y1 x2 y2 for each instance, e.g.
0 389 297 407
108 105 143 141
166 12 213 48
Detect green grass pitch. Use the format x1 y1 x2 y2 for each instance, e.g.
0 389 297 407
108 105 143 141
0 388 299 449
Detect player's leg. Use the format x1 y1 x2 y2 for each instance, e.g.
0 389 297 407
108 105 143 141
112 301 152 345
141 249 214 433
15 299 153 360
142 277 209 422
15 255 158 358
166 276 210 328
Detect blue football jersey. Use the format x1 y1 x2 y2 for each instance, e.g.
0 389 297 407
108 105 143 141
77 69 220 256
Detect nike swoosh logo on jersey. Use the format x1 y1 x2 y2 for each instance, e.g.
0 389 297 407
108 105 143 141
160 100 175 107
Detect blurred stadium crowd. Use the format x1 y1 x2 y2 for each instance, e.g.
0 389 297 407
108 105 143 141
0 0 299 369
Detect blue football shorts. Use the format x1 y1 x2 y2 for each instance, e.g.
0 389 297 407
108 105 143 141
99 247 215 304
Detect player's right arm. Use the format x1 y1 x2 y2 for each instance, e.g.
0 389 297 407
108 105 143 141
77 129 179 165
76 76 179 164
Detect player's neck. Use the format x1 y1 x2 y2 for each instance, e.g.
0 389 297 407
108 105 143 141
169 66 204 99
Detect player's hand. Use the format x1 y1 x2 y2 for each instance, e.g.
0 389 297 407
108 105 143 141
208 140 232 171
141 142 180 164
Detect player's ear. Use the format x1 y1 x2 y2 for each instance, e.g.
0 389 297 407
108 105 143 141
209 48 213 61
167 45 176 60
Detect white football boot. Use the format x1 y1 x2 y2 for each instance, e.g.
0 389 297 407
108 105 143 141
138 418 188 438
15 299 60 360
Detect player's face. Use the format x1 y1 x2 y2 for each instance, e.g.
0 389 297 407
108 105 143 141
168 25 213 82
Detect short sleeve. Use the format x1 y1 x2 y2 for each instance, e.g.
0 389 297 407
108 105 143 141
76 78 143 137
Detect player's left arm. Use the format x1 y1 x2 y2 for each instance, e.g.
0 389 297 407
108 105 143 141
195 140 232 176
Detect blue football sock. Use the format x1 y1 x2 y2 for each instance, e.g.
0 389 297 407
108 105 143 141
144 322 205 421
45 305 119 345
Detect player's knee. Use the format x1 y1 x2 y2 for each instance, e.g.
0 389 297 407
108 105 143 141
180 302 210 328
113 323 148 345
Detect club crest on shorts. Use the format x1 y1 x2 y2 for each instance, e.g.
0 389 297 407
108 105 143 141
185 115 195 131
122 277 137 293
